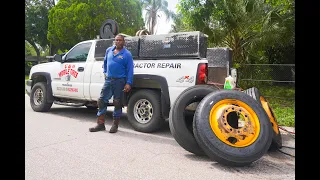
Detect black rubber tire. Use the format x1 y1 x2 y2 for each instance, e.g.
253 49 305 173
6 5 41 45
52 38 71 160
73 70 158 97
99 19 119 39
193 90 273 167
244 87 282 150
30 82 53 112
127 90 164 133
169 85 219 156
85 105 98 110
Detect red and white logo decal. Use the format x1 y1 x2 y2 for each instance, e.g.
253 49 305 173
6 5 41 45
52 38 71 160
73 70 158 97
58 64 78 78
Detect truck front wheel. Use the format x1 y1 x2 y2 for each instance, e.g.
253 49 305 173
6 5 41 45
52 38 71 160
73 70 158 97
30 82 53 112
127 89 164 133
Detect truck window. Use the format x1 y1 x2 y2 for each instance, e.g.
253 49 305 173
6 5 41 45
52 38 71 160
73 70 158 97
65 42 92 62
95 39 114 60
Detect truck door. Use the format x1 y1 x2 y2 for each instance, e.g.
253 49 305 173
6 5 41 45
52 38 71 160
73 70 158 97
54 42 92 98
89 39 114 102
89 59 105 101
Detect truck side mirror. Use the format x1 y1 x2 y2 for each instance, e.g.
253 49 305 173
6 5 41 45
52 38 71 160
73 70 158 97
53 54 62 62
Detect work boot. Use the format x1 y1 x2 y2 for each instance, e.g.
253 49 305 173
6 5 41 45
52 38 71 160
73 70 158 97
89 114 106 132
109 117 120 133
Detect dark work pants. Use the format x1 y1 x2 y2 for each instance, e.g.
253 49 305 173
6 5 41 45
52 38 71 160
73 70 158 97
96 77 126 118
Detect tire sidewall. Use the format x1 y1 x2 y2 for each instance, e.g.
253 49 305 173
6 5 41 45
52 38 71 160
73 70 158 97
169 85 219 153
30 82 50 112
100 19 119 39
245 87 262 106
194 90 273 163
252 87 261 102
127 90 162 132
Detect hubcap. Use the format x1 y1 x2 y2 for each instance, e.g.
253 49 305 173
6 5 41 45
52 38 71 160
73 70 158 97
209 99 261 147
33 88 44 106
133 99 153 124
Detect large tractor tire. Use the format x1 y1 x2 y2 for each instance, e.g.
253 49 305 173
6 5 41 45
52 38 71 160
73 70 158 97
244 87 282 150
193 90 273 167
30 82 53 112
169 85 219 156
127 89 164 133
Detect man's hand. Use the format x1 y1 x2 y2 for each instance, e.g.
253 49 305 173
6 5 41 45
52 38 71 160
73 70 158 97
123 84 131 93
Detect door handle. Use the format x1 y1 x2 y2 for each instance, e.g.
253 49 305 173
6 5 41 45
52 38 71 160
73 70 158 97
78 67 84 72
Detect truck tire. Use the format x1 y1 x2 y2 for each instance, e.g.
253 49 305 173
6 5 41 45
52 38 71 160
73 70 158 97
169 85 219 156
30 82 53 112
193 90 273 167
99 19 119 39
244 87 282 150
85 105 98 110
127 89 164 133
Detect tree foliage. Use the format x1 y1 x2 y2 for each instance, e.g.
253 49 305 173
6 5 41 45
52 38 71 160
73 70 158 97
25 0 55 57
48 0 145 50
265 0 295 64
175 0 295 65
170 13 193 33
25 41 37 56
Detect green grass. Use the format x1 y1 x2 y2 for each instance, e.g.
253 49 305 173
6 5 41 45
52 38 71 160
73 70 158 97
267 98 295 127
240 82 295 127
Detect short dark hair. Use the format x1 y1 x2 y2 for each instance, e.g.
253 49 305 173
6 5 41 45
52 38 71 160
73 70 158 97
115 34 125 40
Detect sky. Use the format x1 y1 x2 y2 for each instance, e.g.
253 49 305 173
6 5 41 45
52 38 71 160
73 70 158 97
143 0 179 35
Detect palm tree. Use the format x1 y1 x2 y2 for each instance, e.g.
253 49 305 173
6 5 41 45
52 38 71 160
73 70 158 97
177 0 293 65
141 0 175 34
221 0 292 65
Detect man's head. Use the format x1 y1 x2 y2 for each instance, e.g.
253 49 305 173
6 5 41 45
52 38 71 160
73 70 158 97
114 34 125 49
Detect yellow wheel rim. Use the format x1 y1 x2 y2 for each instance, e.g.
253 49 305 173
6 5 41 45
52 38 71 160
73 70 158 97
260 96 279 134
209 99 261 147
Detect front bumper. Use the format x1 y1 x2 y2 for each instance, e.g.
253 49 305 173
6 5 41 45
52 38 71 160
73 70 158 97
26 79 32 96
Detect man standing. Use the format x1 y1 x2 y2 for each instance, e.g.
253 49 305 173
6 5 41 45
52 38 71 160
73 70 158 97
89 34 134 133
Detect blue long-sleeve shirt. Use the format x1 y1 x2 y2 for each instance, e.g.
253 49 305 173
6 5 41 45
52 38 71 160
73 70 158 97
103 45 134 85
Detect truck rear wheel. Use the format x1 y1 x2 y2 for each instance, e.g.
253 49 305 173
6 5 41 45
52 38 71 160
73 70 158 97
127 89 164 133
30 82 53 112
244 87 282 150
193 90 273 166
169 85 219 156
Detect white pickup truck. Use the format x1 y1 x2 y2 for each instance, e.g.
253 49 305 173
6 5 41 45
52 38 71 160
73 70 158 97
26 31 234 133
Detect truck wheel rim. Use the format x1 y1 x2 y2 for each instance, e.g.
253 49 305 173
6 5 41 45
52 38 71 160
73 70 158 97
260 96 279 134
209 99 261 147
133 99 153 124
33 88 44 106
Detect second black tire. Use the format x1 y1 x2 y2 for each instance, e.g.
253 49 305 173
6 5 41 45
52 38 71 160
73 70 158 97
169 85 219 156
